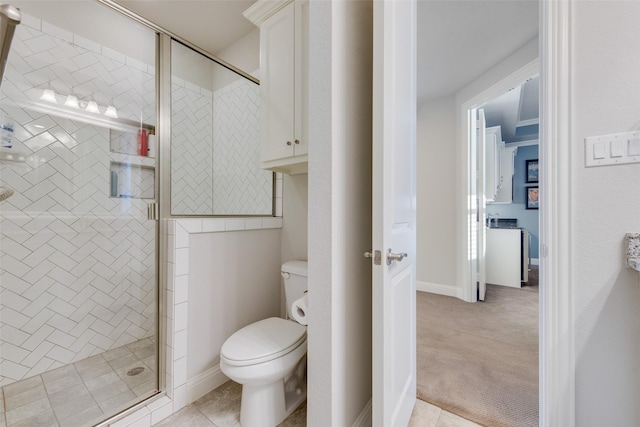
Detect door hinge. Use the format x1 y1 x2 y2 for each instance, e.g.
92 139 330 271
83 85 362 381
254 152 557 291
364 250 382 265
147 202 158 221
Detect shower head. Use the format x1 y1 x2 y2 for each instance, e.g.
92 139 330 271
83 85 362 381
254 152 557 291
0 4 21 84
0 186 14 202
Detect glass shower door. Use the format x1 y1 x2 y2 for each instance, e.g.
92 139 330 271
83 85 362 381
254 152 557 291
0 2 159 425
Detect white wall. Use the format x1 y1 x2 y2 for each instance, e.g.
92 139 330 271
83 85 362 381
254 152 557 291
280 173 308 318
571 2 640 425
416 96 457 291
215 28 260 79
281 174 309 265
308 0 373 425
187 229 281 380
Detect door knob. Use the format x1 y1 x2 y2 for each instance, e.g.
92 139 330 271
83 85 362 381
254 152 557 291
386 249 408 265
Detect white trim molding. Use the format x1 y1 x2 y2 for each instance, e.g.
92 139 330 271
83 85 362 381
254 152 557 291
352 398 372 427
416 281 460 298
187 365 230 404
539 0 575 426
457 58 540 304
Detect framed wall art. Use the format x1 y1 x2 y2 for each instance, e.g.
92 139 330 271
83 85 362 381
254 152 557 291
526 159 539 183
526 186 539 210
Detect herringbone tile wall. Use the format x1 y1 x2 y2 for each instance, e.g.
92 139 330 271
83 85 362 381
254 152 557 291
171 79 214 215
212 78 271 215
0 14 157 387
171 70 271 216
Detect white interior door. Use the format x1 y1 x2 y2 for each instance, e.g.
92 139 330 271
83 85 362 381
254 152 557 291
477 108 487 301
372 0 417 425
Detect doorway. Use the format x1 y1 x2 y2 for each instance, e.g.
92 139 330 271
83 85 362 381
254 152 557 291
469 73 540 302
414 0 543 423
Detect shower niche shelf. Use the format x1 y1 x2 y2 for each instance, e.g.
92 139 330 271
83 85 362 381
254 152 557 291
110 128 156 158
110 161 155 200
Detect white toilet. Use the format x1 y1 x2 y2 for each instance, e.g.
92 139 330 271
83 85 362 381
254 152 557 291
220 261 308 427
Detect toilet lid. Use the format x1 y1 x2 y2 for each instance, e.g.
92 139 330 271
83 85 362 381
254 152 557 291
221 317 307 367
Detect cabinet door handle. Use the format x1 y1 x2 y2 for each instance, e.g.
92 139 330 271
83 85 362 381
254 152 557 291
287 141 292 146
294 139 300 145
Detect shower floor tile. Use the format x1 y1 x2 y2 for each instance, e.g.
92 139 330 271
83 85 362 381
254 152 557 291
1 337 156 427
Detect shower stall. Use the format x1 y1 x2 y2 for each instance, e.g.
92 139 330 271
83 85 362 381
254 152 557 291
0 2 159 425
0 1 269 426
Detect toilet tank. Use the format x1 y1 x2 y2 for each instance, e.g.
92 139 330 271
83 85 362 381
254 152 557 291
281 260 308 319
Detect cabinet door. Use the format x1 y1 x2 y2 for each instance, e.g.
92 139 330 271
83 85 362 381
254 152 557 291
494 146 517 203
293 0 309 157
261 1 295 162
485 229 522 288
484 128 498 201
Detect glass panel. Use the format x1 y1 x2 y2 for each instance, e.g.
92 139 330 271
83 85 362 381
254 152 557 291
0 2 158 425
171 40 271 216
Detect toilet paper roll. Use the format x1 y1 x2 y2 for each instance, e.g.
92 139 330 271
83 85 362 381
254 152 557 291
291 294 308 326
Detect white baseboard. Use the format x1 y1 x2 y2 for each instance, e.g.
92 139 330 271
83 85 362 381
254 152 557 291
186 365 229 404
352 398 372 427
531 258 540 266
416 281 459 298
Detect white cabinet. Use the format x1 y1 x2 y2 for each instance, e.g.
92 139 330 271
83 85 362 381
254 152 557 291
244 0 308 175
486 125 517 204
493 146 517 203
484 126 502 202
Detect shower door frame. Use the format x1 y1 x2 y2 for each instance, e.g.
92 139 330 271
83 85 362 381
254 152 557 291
0 1 163 423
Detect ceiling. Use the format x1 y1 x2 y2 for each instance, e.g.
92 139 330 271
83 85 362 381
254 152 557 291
483 76 539 143
114 0 257 55
417 0 539 102
114 0 538 105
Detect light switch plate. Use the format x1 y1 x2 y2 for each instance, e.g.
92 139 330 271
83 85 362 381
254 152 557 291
629 138 640 156
610 140 624 157
585 131 640 167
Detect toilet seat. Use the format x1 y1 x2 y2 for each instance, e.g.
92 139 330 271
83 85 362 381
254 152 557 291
221 317 306 367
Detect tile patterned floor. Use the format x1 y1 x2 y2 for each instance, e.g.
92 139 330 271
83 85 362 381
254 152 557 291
155 380 481 427
0 338 157 427
409 399 483 427
1 338 481 427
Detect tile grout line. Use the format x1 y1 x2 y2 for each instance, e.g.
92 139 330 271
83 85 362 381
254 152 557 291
1 387 6 427
40 373 62 427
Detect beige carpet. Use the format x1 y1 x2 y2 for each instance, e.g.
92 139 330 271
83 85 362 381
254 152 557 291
416 277 538 427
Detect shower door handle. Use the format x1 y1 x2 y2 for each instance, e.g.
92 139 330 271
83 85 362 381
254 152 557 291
147 202 158 221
